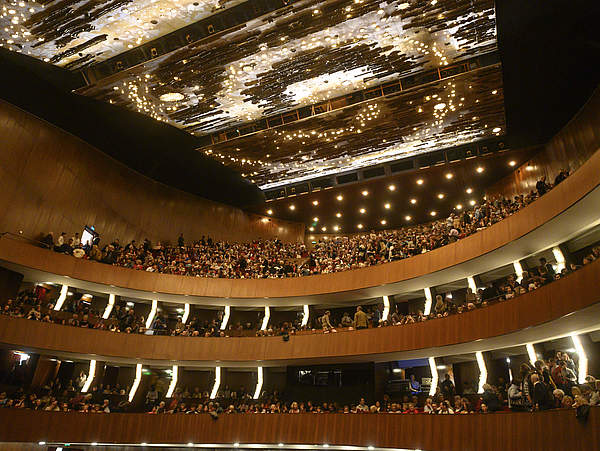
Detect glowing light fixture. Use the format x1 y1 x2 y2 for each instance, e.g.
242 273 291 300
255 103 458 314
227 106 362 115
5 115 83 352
552 247 566 272
469 199 476 206
526 165 535 171
261 306 270 330
160 92 184 102
492 127 501 133
467 276 477 293
220 306 230 330
53 285 69 311
357 224 363 229
416 179 424 185
382 296 389 322
437 193 444 199
434 102 446 110
253 367 263 399
388 184 396 191
182 303 190 324
405 215 412 221
289 204 296 211
313 217 319 222
384 203 391 209
526 343 537 366
430 211 436 216
333 225 339 232
102 293 115 319
423 287 433 316
266 209 273 215
312 200 319 206
571 335 588 384
380 220 387 225
336 195 343 201
455 204 463 210
81 360 96 393
361 190 369 196
513 261 524 283
476 166 484 173
336 212 342 218
476 352 487 394
301 305 310 327
129 363 143 402
210 367 221 399
410 198 417 204
321 226 327 232
428 357 439 396
166 365 178 398
466 187 473 194
145 299 158 329
359 208 366 214
509 160 516 167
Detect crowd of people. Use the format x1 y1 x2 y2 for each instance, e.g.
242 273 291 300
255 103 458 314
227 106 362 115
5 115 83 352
35 176 567 280
2 242 599 339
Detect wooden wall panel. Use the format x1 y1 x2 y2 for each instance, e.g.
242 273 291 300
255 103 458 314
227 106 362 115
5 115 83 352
1 141 599 301
0 408 597 451
1 259 598 363
487 86 600 199
0 100 304 244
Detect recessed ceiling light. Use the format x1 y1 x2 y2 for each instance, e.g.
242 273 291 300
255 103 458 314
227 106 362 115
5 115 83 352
361 190 369 196
359 208 366 214
434 102 446 110
405 215 412 221
437 193 444 199
159 92 184 102
380 219 387 225
456 204 463 210
266 209 273 215
357 224 363 229
416 179 424 185
309 227 314 231
336 195 343 201
333 225 339 231
384 203 391 209
410 198 417 204
430 211 437 216
289 204 295 210
509 160 516 167
321 227 327 232
476 166 484 173
445 173 453 179
313 217 319 222
466 188 473 194
388 184 396 191
336 212 342 218
470 200 476 206
493 127 501 133
312 200 319 206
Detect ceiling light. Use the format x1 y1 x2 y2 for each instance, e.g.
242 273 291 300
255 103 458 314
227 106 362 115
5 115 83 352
445 173 453 179
388 184 396 191
333 226 339 231
313 217 319 222
321 227 327 232
266 209 273 215
359 208 366 214
289 204 295 210
91 443 98 447
187 444 194 447
437 193 444 199
416 179 424 185
405 215 412 221
380 220 387 225
159 92 184 102
337 195 343 201
509 160 516 167
368 447 375 451
38 443 46 446
470 200 476 206
492 90 498 94
526 165 534 171
361 190 369 196
430 211 437 216
279 445 284 448
233 444 240 448
312 200 319 206
493 127 502 133
434 103 446 110
336 212 342 218
456 204 463 210
410 198 417 204
384 203 391 209
309 227 314 232
466 188 473 194
357 224 363 229
476 166 484 173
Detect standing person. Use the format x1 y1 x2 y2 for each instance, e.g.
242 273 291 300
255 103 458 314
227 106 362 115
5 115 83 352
353 306 369 330
440 374 455 400
178 233 185 247
536 176 549 196
531 374 552 410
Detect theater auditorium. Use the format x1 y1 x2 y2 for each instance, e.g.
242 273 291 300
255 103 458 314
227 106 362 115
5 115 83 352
0 0 599 450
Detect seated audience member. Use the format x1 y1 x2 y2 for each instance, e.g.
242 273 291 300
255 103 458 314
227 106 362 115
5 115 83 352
409 375 421 394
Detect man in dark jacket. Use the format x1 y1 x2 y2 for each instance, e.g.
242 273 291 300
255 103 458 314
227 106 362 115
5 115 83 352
531 374 552 410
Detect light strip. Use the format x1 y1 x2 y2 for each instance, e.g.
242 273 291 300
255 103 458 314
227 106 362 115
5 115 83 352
476 351 487 394
210 367 221 399
102 294 115 319
253 367 263 400
145 299 158 329
381 296 390 322
423 288 433 316
513 261 524 283
526 343 537 366
220 306 230 330
182 304 190 324
301 305 310 327
467 276 477 293
53 285 69 311
166 365 178 398
261 306 270 331
571 335 588 384
428 357 438 397
81 360 96 393
552 247 566 272
128 363 143 402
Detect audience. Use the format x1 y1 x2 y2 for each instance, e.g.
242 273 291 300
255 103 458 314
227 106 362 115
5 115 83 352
37 180 563 280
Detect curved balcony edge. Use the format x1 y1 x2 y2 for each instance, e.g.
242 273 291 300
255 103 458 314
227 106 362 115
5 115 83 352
0 408 598 451
1 147 600 305
1 259 599 365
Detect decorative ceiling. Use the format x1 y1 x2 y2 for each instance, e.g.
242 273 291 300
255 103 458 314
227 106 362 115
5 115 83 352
0 0 244 66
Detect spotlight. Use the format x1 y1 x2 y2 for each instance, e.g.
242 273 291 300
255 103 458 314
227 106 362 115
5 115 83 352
359 208 366 214
470 200 476 206
289 204 295 210
445 173 453 179
361 190 369 196
384 203 391 209
312 200 319 206
437 193 444 199
430 211 437 216
313 217 319 222
337 195 343 201
466 188 473 194
405 215 412 221
357 224 363 229
388 184 396 191
380 220 387 225
456 204 463 210
410 198 417 204
336 212 342 218
416 179 424 185
266 209 273 215
476 166 484 173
